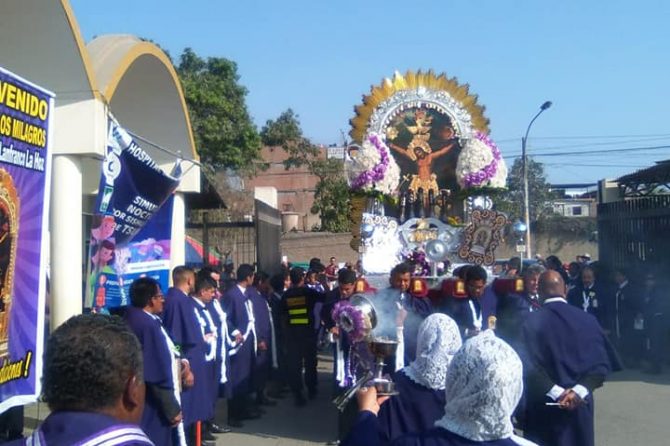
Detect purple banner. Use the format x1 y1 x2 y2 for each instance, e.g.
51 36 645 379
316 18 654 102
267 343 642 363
0 67 53 412
87 119 179 313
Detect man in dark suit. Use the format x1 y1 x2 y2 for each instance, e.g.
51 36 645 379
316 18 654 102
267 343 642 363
612 268 643 367
496 264 545 353
567 266 612 331
642 272 670 374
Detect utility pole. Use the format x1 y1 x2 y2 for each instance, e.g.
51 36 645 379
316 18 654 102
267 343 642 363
522 101 552 259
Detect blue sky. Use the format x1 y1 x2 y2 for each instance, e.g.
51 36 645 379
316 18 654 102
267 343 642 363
70 0 670 184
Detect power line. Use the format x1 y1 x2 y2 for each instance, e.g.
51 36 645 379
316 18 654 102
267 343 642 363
500 136 670 152
510 152 670 159
494 133 670 143
502 144 670 159
544 163 649 168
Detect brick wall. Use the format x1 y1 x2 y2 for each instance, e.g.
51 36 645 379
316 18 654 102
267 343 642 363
280 231 597 266
245 146 324 230
281 232 358 264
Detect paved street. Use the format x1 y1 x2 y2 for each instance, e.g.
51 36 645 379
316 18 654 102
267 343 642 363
594 368 670 446
210 363 670 446
210 354 339 446
23 359 670 446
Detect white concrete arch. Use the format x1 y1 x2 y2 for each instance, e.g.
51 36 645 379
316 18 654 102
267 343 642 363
0 0 106 155
88 35 199 169
1 0 201 327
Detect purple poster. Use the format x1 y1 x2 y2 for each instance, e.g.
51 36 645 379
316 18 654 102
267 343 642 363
0 66 53 412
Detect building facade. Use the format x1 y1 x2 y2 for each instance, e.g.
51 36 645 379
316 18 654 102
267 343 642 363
1 0 201 328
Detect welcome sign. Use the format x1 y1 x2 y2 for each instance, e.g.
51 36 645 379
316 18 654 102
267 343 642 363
0 66 53 412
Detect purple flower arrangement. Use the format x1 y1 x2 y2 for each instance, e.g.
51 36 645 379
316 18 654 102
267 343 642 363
462 132 502 188
405 249 431 276
332 300 369 343
350 133 391 190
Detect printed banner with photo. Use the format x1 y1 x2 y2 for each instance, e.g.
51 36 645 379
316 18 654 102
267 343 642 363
87 118 179 313
89 196 174 310
0 66 53 412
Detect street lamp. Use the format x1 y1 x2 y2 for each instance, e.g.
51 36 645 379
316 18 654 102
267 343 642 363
522 100 552 259
513 220 527 273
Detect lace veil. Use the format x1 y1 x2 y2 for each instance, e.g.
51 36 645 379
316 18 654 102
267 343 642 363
403 313 462 390
435 330 523 441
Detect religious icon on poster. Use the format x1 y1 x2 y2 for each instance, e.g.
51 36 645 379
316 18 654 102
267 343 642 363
0 169 20 358
458 209 507 266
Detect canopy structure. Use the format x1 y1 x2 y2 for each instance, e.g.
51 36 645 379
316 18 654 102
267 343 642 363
617 160 670 197
185 235 222 266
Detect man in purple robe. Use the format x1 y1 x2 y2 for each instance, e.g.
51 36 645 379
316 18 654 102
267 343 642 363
224 264 261 425
446 265 487 339
250 272 277 407
373 263 432 372
197 267 233 435
321 268 357 442
190 276 221 444
162 267 216 446
522 270 622 446
8 314 152 445
125 277 185 446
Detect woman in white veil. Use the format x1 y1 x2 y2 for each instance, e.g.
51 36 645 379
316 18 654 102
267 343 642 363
343 331 537 446
377 314 462 441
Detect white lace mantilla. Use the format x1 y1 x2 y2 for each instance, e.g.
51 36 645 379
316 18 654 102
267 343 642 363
435 330 523 442
403 313 461 390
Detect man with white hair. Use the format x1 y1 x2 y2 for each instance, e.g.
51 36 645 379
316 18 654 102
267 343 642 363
496 264 545 352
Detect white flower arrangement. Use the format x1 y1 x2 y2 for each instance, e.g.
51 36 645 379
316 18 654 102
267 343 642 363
456 132 508 189
346 132 401 196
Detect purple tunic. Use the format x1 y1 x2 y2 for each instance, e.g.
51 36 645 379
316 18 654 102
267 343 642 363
7 411 153 445
190 300 218 422
479 285 498 324
495 292 538 353
522 300 621 446
124 307 177 445
206 299 232 399
372 290 432 367
223 285 255 396
322 287 353 387
402 295 433 363
446 297 482 337
377 370 446 442
249 287 273 380
343 411 531 446
161 288 214 425
162 287 202 349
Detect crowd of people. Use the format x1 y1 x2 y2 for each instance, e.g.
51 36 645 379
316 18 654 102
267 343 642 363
2 253 668 446
126 257 353 445
326 256 668 446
